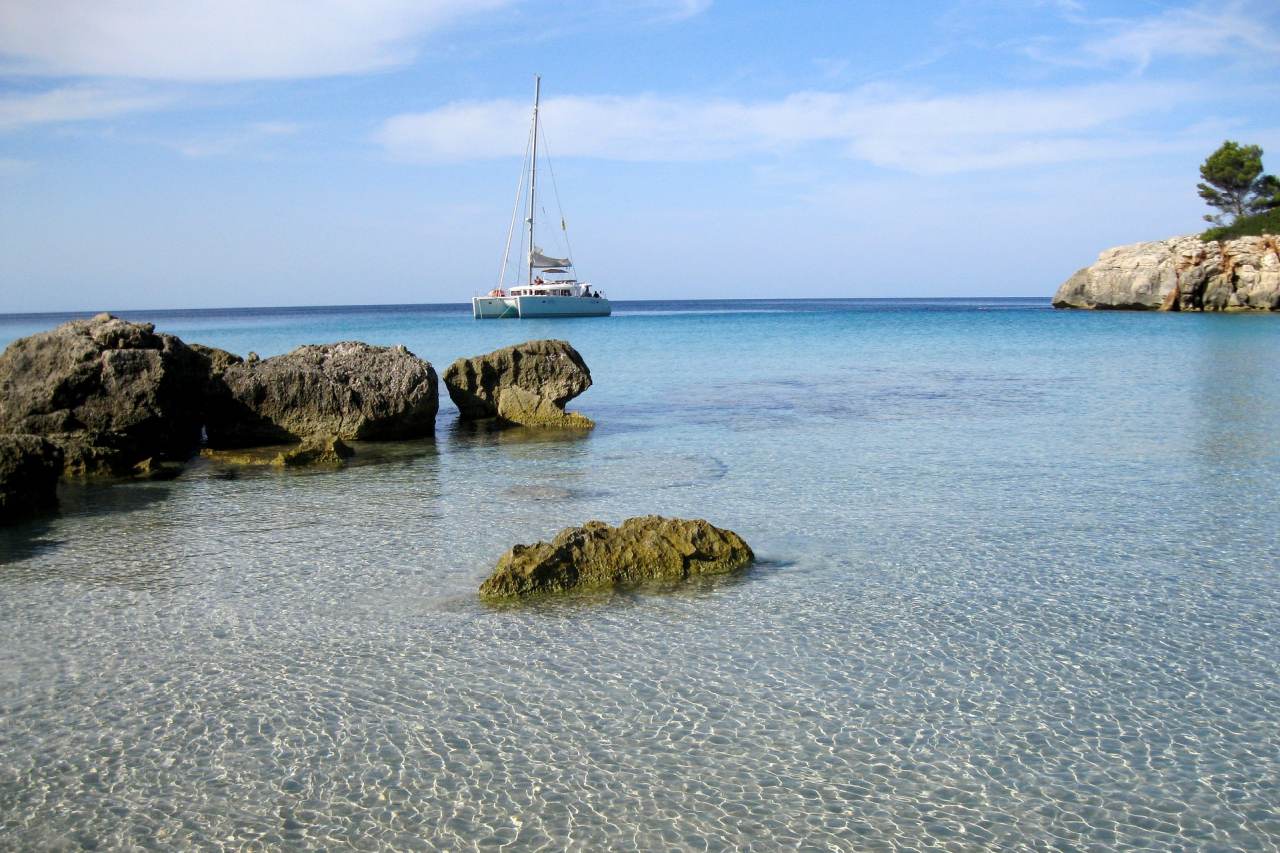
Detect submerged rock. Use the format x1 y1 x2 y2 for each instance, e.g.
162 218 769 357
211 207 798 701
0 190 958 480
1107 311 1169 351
0 435 64 524
1053 234 1280 311
443 339 593 428
130 457 185 480
274 435 353 467
198 446 280 467
204 341 438 447
0 313 210 474
479 515 754 600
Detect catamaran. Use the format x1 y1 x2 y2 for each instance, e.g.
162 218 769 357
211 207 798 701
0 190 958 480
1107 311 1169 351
473 76 611 319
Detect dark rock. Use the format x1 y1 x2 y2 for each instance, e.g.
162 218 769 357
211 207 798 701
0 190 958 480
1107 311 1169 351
188 343 243 378
274 435 353 467
0 313 210 475
203 341 438 447
443 339 593 428
479 515 753 600
0 435 64 524
187 344 245 441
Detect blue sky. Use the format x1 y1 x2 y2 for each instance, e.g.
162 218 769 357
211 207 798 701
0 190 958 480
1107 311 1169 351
1 0 1278 312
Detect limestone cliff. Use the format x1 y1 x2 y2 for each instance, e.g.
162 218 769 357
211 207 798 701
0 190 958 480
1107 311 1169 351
1052 234 1280 311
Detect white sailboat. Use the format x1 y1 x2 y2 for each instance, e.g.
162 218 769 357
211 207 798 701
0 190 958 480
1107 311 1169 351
473 76 611 319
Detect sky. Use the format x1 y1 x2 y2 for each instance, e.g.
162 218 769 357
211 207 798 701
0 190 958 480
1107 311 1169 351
1 0 1278 312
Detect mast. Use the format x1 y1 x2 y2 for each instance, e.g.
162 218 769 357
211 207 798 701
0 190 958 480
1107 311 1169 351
527 75 540 287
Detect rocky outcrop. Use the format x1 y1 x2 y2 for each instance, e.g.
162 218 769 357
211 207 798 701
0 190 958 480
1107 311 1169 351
479 515 754 600
443 339 593 428
1053 234 1280 311
0 435 64 524
204 342 438 447
0 313 210 474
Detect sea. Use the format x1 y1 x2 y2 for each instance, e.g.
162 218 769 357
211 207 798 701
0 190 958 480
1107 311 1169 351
1 298 1278 851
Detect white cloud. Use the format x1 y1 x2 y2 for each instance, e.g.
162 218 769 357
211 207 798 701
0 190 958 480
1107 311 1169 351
376 81 1189 174
0 85 173 132
1084 3 1280 71
1026 1 1280 72
0 0 509 82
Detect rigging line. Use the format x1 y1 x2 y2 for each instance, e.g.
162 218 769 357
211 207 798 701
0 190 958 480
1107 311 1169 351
499 117 536 289
537 122 576 272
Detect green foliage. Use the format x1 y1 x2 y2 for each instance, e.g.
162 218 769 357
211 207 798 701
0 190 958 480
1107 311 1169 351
1198 140 1279 226
1201 207 1280 241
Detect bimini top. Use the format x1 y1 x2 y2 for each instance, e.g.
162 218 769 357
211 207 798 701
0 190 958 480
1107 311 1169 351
530 248 571 269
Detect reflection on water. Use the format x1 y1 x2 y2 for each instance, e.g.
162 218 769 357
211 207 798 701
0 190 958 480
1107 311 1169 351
1 302 1278 849
1188 315 1280 466
0 517 62 571
448 418 596 451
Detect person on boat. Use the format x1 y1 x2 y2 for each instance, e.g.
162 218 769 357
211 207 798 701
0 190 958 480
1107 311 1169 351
534 276 544 285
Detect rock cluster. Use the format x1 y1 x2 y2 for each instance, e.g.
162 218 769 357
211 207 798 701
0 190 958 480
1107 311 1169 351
444 340 594 428
0 315 604 527
479 515 754 600
1053 234 1280 311
0 435 63 525
0 315 444 521
2 318 750 606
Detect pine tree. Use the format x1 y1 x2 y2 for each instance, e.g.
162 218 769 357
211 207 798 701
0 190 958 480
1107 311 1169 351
1197 141 1280 226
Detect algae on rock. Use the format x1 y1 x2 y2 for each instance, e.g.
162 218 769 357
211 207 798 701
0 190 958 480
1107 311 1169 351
479 515 754 600
495 385 595 429
274 435 354 468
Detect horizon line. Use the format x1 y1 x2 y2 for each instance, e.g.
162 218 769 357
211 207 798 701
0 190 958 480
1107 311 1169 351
0 295 1051 320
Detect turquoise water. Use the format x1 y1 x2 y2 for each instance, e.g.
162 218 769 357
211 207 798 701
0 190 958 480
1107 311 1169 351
1 299 1278 850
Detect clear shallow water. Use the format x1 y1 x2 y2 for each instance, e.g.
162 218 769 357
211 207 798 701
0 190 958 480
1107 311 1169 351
1 299 1278 850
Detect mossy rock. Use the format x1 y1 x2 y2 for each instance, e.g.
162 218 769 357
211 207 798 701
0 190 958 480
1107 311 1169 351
274 435 354 467
495 385 594 429
479 515 753 601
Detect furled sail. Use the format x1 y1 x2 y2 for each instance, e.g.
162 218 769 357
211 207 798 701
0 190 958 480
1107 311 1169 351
530 247 571 269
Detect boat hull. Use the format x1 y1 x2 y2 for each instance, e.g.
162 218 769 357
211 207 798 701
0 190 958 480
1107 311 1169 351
517 295 611 317
472 297 519 319
473 295 611 319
